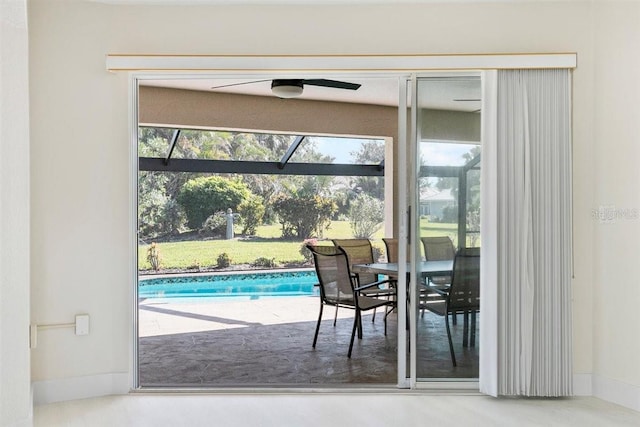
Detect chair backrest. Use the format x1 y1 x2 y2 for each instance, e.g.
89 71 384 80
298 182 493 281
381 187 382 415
421 236 455 261
382 238 398 263
447 247 480 311
307 245 354 303
332 239 377 285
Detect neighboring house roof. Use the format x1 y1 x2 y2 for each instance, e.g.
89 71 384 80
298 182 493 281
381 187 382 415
420 187 455 202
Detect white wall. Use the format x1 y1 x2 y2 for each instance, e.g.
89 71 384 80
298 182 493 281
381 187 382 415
590 1 640 408
28 0 132 401
1 0 32 425
26 0 639 410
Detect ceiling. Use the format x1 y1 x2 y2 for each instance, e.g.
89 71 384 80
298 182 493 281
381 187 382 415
142 76 482 112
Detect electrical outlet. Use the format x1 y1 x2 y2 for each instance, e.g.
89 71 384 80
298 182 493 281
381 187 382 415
75 314 90 335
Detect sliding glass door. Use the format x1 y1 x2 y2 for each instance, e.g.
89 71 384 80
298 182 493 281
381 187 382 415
408 75 482 383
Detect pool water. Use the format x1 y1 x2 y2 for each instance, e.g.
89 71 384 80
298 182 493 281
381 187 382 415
139 270 319 300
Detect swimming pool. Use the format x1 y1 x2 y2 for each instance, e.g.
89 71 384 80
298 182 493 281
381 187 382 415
139 269 319 300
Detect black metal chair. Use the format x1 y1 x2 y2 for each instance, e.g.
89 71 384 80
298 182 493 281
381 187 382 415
332 238 396 323
307 244 396 358
424 247 480 366
332 239 396 293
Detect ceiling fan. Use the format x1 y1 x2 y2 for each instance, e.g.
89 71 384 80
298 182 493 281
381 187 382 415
211 78 361 98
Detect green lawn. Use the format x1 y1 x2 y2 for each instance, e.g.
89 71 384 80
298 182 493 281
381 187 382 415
254 221 384 240
139 239 307 270
139 219 465 271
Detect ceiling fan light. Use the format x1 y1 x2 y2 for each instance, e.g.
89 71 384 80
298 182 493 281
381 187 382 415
271 80 304 98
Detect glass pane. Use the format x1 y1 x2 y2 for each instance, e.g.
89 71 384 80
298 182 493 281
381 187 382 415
414 76 481 381
465 167 481 247
420 142 480 166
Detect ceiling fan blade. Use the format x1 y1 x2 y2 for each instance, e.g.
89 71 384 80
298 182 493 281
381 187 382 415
302 79 361 91
211 79 271 90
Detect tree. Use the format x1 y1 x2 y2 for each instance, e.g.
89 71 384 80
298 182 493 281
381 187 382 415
350 141 385 200
433 146 481 228
177 176 251 229
138 171 169 239
137 128 193 239
435 146 480 200
349 194 384 239
137 128 343 235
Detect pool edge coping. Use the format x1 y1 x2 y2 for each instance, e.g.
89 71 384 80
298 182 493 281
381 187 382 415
138 267 316 282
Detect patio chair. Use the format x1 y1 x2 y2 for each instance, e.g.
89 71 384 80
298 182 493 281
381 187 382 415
420 236 456 319
332 238 396 322
382 238 398 263
383 237 439 321
424 247 480 366
421 236 455 288
307 244 396 358
332 239 396 294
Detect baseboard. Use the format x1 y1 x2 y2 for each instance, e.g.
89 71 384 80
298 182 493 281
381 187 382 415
573 373 593 396
30 372 639 412
592 374 640 412
32 373 130 405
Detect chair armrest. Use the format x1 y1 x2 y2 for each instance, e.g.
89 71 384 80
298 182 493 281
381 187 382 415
373 278 396 287
430 286 449 296
355 280 397 293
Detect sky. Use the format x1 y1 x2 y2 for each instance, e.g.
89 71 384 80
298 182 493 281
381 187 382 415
421 142 479 166
307 137 383 164
314 136 478 166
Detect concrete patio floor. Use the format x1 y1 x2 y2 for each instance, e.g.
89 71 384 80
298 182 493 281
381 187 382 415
138 296 479 387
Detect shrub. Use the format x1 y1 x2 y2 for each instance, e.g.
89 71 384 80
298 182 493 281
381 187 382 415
237 194 265 235
252 257 278 268
216 252 231 268
146 243 161 271
199 212 227 237
160 199 187 235
272 194 336 239
467 208 481 247
349 194 384 239
299 238 318 263
439 204 458 223
371 244 383 263
177 176 251 229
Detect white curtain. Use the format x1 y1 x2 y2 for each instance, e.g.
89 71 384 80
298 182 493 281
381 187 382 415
480 69 573 397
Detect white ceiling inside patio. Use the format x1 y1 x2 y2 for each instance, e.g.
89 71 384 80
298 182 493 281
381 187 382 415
141 76 482 111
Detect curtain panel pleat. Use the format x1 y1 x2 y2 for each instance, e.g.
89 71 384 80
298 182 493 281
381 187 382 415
488 69 573 396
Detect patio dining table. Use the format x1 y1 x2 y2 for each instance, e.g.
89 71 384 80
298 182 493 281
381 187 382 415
352 259 476 347
351 260 453 305
351 260 453 279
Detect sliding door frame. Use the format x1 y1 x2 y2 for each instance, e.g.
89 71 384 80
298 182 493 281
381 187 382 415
117 53 577 392
409 73 484 389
